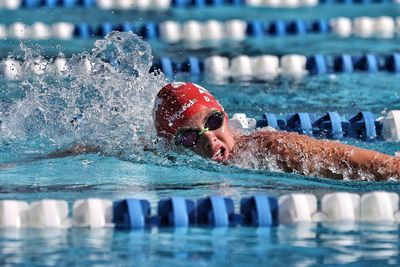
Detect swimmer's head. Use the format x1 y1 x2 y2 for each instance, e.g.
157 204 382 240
154 82 235 162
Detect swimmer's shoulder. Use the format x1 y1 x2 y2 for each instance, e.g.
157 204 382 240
234 128 309 153
243 127 300 140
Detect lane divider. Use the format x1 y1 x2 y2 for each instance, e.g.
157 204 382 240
1 191 399 228
1 17 400 41
229 110 400 142
1 52 400 79
153 53 400 78
0 0 396 10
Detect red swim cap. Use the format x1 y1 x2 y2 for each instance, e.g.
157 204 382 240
154 82 224 139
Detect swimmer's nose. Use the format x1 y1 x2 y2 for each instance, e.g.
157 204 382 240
201 131 219 156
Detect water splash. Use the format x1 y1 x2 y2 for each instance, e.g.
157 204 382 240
0 32 167 162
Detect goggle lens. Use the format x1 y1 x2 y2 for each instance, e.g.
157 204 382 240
179 131 198 147
175 111 224 148
206 111 224 130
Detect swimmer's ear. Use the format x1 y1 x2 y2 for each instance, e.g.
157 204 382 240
223 111 229 120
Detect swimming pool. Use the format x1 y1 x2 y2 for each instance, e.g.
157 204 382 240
1 2 400 266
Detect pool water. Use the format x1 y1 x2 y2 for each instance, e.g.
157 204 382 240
1 3 400 267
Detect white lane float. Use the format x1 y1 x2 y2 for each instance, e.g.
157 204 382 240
225 20 247 41
29 199 70 228
203 20 224 41
374 16 395 38
0 200 29 228
353 16 375 38
182 20 203 43
230 55 253 77
0 24 7 39
230 113 257 130
251 55 280 80
381 110 400 142
159 21 182 43
0 58 23 80
321 192 360 222
330 17 352 38
278 194 319 224
280 54 308 78
204 55 230 76
361 192 400 222
8 22 30 39
51 22 75 40
73 198 113 228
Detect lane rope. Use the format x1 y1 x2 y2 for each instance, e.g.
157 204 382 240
1 191 399 228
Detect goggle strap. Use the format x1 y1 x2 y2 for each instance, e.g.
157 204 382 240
198 127 209 136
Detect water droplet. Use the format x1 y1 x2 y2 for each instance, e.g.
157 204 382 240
81 160 91 167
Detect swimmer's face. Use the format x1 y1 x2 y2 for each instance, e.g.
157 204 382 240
175 108 235 162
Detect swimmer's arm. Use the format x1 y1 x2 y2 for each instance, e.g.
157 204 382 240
345 146 400 181
252 131 400 181
0 144 100 169
42 144 101 159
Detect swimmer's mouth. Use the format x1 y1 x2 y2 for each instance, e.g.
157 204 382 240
212 146 228 162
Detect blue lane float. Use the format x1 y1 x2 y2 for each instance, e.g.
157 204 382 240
1 191 400 228
158 197 195 227
312 112 345 139
230 110 400 142
240 195 278 227
347 111 377 141
196 196 238 227
113 198 152 229
286 113 315 136
334 54 354 73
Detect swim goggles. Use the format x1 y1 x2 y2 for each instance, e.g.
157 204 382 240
175 111 225 148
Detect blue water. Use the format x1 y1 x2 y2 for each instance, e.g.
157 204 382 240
1 4 400 267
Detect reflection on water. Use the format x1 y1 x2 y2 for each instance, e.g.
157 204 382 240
0 223 399 266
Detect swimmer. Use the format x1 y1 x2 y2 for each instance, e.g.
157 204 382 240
154 82 400 181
